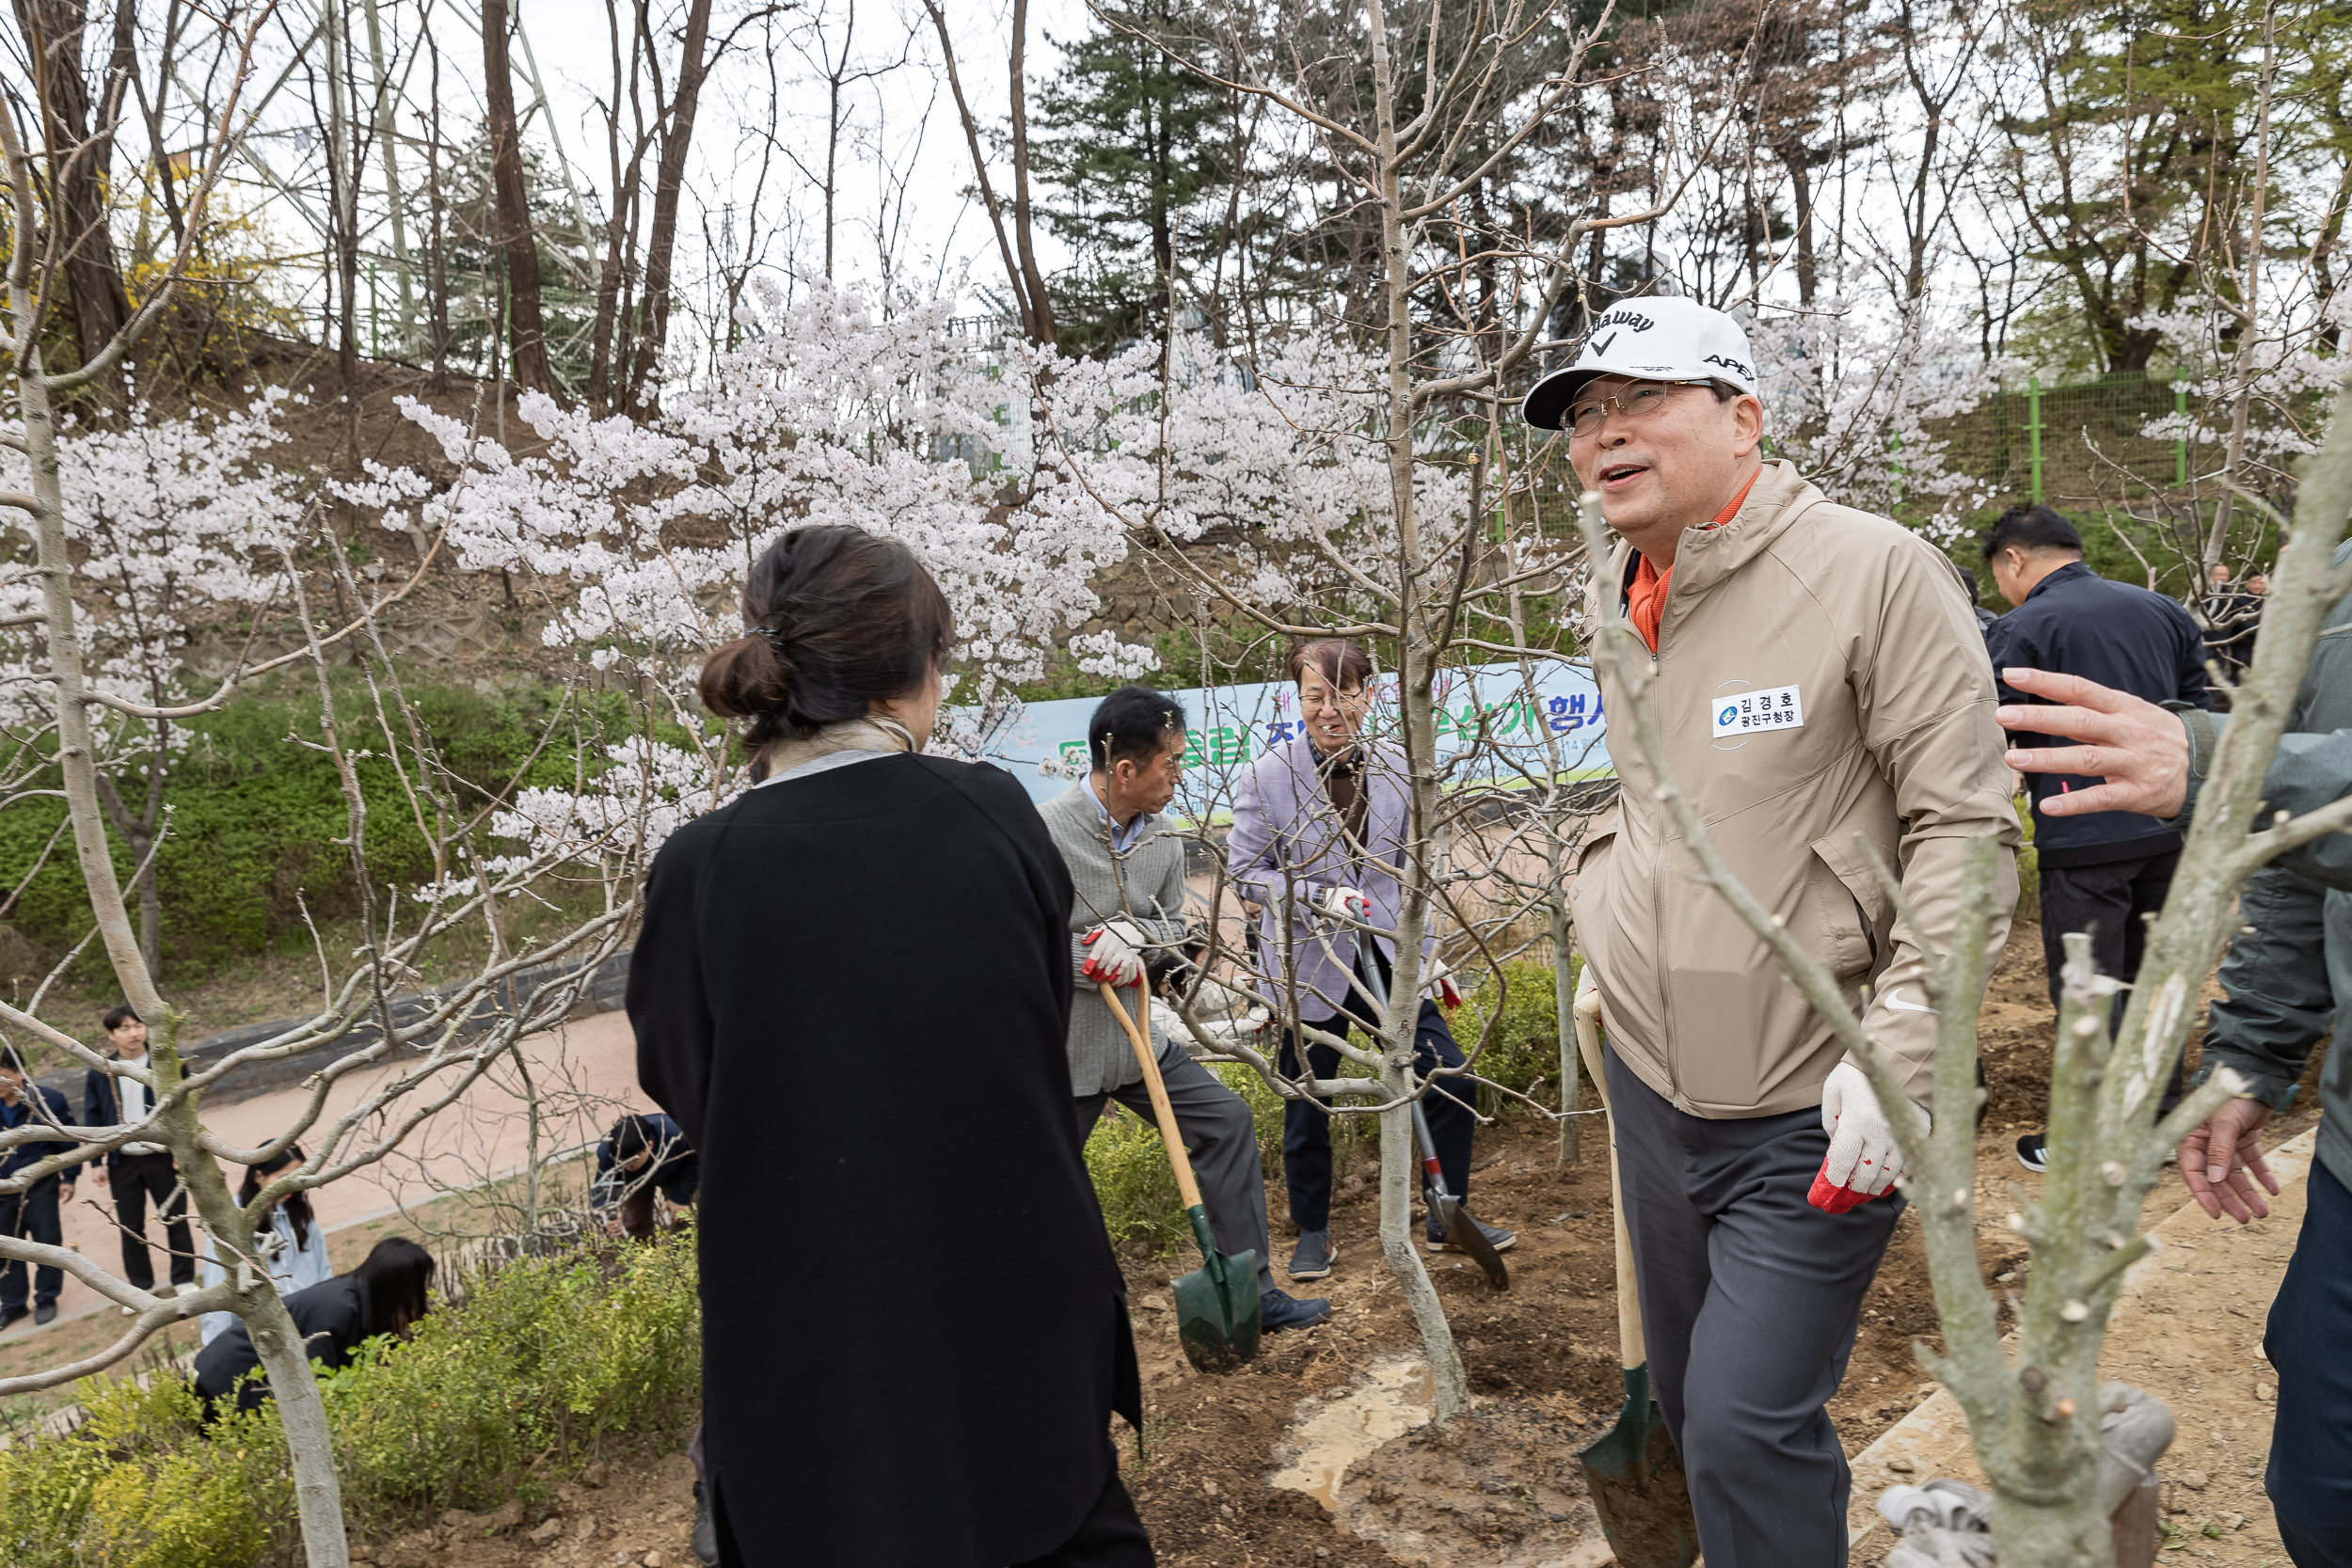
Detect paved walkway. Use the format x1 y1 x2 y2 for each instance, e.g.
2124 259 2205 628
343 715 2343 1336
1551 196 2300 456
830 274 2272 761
1 1011 645 1340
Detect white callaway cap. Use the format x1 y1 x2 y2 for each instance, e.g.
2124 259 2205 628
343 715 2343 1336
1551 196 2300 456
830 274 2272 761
1521 297 1758 431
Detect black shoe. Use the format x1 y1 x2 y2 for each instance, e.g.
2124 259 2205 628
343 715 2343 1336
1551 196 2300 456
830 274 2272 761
693 1481 718 1566
33 1303 56 1325
2015 1133 2049 1173
0 1306 27 1332
1260 1289 1331 1332
1426 1212 1518 1254
1287 1229 1336 1281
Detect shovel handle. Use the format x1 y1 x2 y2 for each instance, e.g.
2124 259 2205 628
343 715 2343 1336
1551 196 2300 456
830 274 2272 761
1574 975 1646 1373
1097 982 1207 1213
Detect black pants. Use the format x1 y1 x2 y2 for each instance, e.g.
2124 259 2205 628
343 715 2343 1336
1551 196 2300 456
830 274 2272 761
0 1179 64 1311
1009 1449 1155 1568
1606 1049 1901 1566
2268 1162 2352 1566
110 1150 194 1290
2038 849 2185 1117
1277 949 1475 1234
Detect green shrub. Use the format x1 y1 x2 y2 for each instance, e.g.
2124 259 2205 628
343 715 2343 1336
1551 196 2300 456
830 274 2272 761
0 1370 287 1568
1449 954 1583 1115
1082 1045 1374 1259
0 675 676 974
0 1234 701 1566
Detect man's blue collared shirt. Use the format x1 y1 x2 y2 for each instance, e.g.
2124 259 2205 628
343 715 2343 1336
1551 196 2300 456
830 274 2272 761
1089 781 1148 852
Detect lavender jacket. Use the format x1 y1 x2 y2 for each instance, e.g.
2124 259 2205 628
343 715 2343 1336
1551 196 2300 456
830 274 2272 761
1227 734 1432 1019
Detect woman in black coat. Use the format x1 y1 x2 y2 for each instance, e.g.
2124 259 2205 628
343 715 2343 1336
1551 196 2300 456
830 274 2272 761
627 526 1148 1568
192 1238 435 1416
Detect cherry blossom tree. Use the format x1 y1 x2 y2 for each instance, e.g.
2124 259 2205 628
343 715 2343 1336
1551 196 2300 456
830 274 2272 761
363 277 1155 863
0 391 308 974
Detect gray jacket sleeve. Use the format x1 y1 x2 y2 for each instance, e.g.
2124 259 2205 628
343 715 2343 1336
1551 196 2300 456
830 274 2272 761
2170 709 2352 890
2197 860 2333 1109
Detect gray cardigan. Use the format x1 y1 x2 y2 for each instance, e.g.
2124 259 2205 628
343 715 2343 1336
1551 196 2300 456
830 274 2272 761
1038 782 1192 1096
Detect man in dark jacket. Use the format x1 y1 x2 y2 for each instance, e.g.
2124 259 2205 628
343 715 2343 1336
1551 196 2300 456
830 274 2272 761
591 1112 700 1239
83 1006 195 1299
0 1045 79 1328
1982 504 2214 1170
1993 538 2352 1568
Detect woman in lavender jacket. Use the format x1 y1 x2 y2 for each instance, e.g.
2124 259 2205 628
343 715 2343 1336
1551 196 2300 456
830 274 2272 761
1227 639 1515 1284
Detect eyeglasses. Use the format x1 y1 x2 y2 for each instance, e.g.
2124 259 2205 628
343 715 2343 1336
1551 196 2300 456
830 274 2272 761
1565 381 1707 440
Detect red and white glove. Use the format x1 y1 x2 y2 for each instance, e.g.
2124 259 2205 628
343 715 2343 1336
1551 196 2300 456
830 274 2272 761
1317 884 1370 922
1422 955 1463 1009
1810 1061 1919 1213
1080 920 1149 988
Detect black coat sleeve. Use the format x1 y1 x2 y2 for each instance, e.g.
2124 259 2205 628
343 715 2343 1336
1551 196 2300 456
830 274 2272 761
628 826 719 1152
2173 603 2216 708
1982 611 2037 713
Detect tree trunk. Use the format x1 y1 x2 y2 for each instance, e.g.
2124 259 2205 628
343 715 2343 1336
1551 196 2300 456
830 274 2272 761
13 0 135 380
425 35 450 392
1363 0 1465 1425
1005 0 1057 349
628 0 716 404
23 341 354 1565
483 0 555 395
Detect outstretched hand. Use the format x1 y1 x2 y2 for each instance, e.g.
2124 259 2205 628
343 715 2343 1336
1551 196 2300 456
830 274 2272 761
1995 668 2192 819
2179 1097 2281 1224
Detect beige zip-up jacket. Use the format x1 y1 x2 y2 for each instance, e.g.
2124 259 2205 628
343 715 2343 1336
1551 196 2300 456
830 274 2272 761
1570 459 2019 1118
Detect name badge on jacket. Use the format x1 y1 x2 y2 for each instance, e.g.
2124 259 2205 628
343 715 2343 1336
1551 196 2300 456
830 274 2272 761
1709 683 1804 738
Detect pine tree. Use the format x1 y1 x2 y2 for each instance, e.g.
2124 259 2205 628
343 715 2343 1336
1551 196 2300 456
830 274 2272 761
1033 1 1240 354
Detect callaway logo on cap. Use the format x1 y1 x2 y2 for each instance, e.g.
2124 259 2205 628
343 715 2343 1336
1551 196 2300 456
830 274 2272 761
1521 297 1759 431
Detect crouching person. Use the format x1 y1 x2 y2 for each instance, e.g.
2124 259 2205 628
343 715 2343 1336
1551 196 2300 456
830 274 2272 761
193 1237 437 1417
1044 685 1329 1335
594 1113 700 1239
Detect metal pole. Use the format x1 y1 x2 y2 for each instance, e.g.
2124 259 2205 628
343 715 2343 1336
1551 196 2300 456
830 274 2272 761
2175 375 2188 488
2028 375 2044 504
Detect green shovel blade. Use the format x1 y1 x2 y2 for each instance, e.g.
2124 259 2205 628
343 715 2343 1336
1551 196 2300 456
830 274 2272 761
1171 1205 1260 1374
1576 1365 1699 1568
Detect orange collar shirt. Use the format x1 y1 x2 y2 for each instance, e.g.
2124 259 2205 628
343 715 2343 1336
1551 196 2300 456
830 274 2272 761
1624 472 1759 653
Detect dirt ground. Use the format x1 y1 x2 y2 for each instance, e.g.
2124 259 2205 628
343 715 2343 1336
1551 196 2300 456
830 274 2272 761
373 915 2326 1568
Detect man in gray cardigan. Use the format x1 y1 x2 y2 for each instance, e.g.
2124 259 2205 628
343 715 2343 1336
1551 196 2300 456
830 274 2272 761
1042 686 1329 1334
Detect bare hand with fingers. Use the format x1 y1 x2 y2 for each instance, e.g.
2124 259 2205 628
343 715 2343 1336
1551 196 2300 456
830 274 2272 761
1995 667 2192 818
2178 1097 2280 1224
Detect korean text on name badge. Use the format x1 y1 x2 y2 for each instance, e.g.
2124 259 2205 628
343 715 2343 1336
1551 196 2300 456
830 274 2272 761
1708 683 1804 739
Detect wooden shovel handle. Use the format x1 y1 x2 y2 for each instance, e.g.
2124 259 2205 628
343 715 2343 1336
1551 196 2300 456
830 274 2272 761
1098 982 1207 1212
1575 980 1646 1372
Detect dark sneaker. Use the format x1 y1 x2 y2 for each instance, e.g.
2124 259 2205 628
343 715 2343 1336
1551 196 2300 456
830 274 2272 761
33 1303 56 1325
1288 1229 1336 1281
1426 1212 1518 1254
0 1306 26 1332
693 1481 718 1566
2015 1133 2049 1173
1261 1290 1331 1332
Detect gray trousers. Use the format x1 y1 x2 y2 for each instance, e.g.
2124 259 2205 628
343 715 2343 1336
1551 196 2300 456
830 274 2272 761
1076 1038 1277 1296
1606 1048 1901 1567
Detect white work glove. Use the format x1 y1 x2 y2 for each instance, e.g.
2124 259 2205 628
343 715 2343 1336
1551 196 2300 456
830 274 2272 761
1317 884 1370 922
1812 1061 1921 1213
1421 955 1463 1010
1079 919 1149 989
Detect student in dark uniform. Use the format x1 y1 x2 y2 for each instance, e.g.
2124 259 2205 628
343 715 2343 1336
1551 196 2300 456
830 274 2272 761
628 525 1150 1568
193 1238 436 1416
0 1044 80 1328
83 1006 195 1304
592 1113 700 1239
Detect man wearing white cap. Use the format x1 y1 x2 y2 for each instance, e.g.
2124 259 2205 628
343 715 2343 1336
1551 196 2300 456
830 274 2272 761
1532 298 2019 1563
